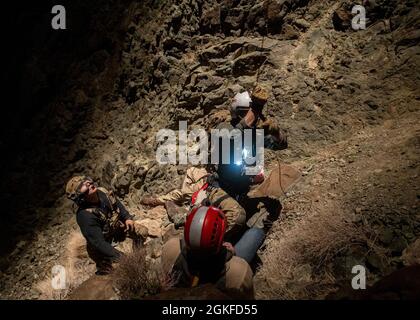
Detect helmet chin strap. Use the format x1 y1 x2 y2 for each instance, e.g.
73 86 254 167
74 192 88 207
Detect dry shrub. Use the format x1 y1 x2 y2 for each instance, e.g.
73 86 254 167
112 248 175 299
256 209 385 299
35 231 95 299
35 231 162 300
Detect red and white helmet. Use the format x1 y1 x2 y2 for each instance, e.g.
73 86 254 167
184 206 226 254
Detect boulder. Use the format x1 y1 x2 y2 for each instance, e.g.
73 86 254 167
67 275 118 300
113 173 131 196
135 219 162 238
221 6 245 34
402 238 420 266
232 51 267 77
194 73 225 93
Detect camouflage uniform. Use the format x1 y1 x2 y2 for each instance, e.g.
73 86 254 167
161 237 254 299
157 167 208 204
75 187 145 274
157 166 281 241
157 166 248 239
156 86 287 238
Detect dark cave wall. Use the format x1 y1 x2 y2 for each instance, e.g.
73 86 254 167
0 0 311 257
0 0 133 255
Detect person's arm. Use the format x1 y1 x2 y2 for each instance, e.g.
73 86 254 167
235 108 258 131
261 118 288 150
77 210 123 260
115 199 136 232
115 199 133 222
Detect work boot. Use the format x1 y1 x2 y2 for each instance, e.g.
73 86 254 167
140 196 164 207
165 201 188 228
95 260 113 276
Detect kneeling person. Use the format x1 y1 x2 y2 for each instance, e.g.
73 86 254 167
161 206 255 299
66 175 143 275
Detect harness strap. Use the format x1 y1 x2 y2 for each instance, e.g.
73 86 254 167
211 193 231 209
80 189 122 240
179 238 196 285
191 183 209 206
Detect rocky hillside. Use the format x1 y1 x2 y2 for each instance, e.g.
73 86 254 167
0 0 419 299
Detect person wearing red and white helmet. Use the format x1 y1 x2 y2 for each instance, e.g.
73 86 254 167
144 86 286 241
161 205 257 298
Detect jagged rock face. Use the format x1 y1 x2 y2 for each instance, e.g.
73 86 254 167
0 0 419 299
0 0 133 253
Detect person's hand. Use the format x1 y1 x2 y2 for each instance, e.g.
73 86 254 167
125 219 135 232
250 86 268 116
222 242 235 255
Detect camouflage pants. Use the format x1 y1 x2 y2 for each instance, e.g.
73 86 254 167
86 244 115 275
207 187 247 241
161 237 254 299
208 187 281 241
157 166 281 240
158 167 208 205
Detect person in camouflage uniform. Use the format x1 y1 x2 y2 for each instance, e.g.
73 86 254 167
66 175 146 275
142 85 288 243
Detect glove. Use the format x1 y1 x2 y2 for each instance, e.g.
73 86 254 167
251 85 269 114
261 118 288 150
261 118 279 134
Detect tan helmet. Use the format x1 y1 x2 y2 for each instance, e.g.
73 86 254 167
66 175 90 201
251 85 269 106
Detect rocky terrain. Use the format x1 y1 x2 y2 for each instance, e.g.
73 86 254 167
0 0 419 299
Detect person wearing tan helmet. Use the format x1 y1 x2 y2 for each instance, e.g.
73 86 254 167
66 175 144 275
